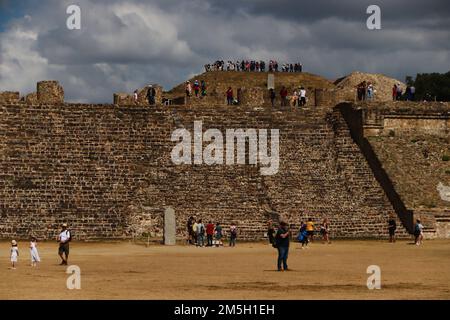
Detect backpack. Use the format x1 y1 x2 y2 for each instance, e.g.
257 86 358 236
414 224 421 234
65 230 73 242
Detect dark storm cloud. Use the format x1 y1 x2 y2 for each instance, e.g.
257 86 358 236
0 0 449 103
209 0 450 24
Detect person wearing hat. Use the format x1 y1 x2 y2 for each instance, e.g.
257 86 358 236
57 223 71 265
10 240 19 269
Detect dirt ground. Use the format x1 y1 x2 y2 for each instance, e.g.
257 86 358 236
0 239 449 300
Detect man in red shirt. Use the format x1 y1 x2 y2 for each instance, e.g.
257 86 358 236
392 84 397 101
280 87 288 107
206 221 215 246
280 86 288 107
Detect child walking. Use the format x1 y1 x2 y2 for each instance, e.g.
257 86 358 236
30 237 41 267
10 240 19 269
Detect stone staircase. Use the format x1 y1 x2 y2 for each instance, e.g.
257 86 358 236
413 208 450 239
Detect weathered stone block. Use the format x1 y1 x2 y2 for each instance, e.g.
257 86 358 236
0 91 20 103
25 92 38 105
239 87 264 106
164 207 176 245
37 81 64 104
114 93 134 105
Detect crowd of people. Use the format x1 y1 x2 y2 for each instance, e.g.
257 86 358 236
356 81 418 102
267 218 331 271
185 82 308 108
267 217 425 271
271 86 307 107
356 81 376 101
392 83 416 101
187 217 237 247
185 80 208 100
205 60 303 73
5 218 425 271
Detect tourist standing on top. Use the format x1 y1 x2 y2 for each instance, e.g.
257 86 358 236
275 221 290 271
193 80 200 97
269 88 276 107
201 80 207 97
185 81 192 100
406 85 416 101
291 89 298 107
133 90 139 104
226 87 234 105
146 85 156 105
280 86 288 107
367 83 374 100
409 85 416 101
388 218 397 243
299 87 307 107
396 83 403 100
392 84 397 101
357 81 367 101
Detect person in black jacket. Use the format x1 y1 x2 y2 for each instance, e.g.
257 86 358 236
388 218 397 243
275 221 290 271
269 88 276 107
146 85 156 105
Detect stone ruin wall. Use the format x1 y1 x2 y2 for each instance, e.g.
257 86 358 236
1 81 449 240
345 102 450 238
0 81 410 241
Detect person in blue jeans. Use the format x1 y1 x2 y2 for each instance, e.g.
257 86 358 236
275 221 290 271
196 219 205 247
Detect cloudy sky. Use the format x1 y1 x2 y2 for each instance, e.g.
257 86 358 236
0 0 449 103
